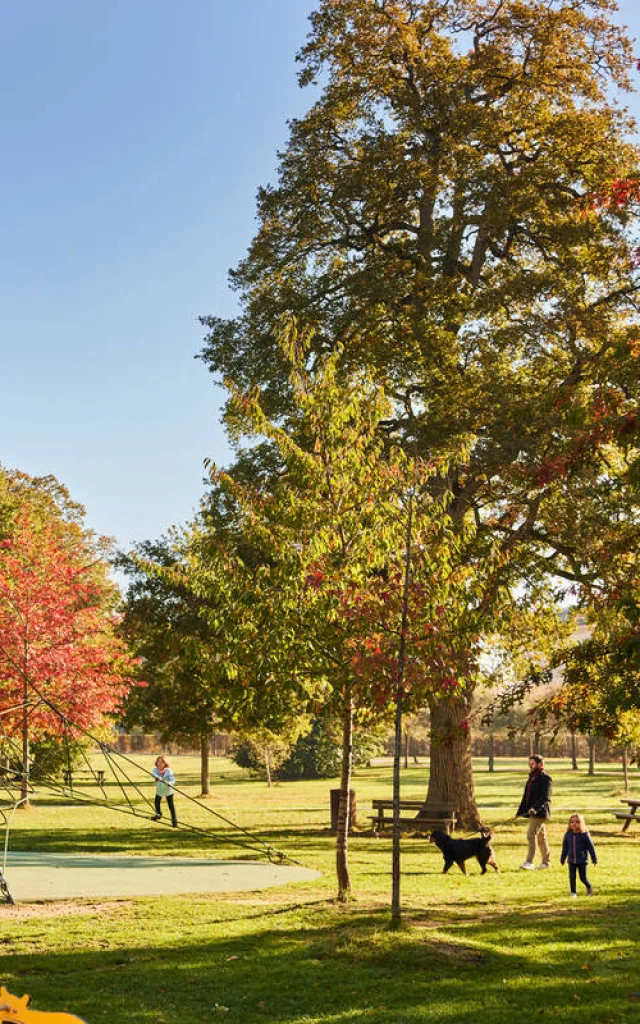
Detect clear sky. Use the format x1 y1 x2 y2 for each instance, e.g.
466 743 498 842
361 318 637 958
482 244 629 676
2 1 640 553
1 0 316 550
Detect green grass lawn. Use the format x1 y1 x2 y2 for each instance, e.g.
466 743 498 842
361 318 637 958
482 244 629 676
1 755 639 1023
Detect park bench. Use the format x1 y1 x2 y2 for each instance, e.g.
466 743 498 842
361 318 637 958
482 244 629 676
614 797 640 831
369 799 456 836
63 768 106 787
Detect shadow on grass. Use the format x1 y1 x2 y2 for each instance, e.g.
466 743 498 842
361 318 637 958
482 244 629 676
7 828 273 860
3 893 640 1024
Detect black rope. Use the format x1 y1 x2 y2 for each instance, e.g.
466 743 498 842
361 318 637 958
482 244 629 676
0 702 39 718
61 712 75 794
0 690 300 866
96 738 277 844
33 687 298 863
0 712 35 789
21 774 281 859
75 732 108 795
0 736 274 860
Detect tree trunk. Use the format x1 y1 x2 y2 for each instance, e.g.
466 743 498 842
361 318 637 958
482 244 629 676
422 699 480 830
392 496 412 925
264 749 272 788
404 730 409 770
336 690 354 901
20 678 30 807
488 732 495 773
570 731 578 770
200 732 211 796
622 746 629 791
588 735 596 776
392 685 404 924
534 730 541 755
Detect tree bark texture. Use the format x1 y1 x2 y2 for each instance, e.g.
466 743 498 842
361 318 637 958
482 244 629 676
336 691 354 901
200 732 211 796
392 686 404 923
20 678 30 806
422 700 480 830
588 735 596 776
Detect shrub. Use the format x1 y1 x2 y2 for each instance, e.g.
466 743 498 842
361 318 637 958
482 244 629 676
279 717 388 780
279 718 341 780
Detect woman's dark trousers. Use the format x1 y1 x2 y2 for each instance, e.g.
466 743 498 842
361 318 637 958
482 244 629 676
154 794 178 826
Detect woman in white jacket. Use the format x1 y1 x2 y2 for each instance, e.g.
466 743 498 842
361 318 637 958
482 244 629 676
152 755 178 827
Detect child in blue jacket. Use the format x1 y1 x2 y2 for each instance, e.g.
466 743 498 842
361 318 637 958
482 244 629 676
561 813 597 898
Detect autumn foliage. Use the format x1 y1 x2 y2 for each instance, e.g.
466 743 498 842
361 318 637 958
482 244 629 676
0 508 135 741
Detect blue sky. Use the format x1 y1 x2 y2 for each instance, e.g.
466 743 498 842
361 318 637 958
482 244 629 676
2 1 640 554
1 0 316 550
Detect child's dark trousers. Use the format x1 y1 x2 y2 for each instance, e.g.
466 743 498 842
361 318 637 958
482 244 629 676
568 863 591 894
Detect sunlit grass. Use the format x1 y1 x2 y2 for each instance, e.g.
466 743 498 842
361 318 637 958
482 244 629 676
1 755 639 1023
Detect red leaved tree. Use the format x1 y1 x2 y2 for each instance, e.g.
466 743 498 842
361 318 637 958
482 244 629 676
0 508 135 803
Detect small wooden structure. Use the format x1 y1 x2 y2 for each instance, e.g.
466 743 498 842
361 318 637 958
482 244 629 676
369 799 456 836
614 797 640 832
63 769 105 787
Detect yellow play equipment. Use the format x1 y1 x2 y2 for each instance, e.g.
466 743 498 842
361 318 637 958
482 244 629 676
0 988 86 1024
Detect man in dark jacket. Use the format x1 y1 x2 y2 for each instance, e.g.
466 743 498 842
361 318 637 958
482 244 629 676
517 754 552 870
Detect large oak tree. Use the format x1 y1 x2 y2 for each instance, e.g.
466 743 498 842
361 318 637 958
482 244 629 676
200 0 640 821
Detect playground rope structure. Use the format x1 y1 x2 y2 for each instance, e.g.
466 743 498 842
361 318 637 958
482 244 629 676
0 694 301 903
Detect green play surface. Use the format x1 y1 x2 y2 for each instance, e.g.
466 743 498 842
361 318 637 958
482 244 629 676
3 852 320 902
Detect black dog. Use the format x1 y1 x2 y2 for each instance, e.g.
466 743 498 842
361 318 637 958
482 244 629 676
429 828 499 875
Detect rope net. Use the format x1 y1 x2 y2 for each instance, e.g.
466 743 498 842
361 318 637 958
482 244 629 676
0 694 297 903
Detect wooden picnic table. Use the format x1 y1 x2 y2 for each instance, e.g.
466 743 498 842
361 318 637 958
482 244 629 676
614 797 640 831
370 799 456 836
63 768 106 787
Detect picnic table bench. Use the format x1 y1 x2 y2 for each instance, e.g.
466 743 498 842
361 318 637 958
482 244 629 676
63 768 106 787
369 799 456 836
614 797 640 832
